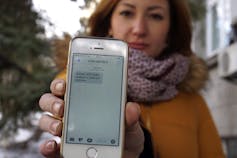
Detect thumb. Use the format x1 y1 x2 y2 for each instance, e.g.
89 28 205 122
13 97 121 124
125 102 144 156
125 102 140 127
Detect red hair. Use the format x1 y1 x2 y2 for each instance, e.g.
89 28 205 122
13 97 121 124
88 0 193 56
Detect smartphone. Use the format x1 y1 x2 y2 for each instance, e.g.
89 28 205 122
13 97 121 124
61 37 128 158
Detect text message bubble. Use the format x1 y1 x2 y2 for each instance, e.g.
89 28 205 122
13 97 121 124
74 71 103 84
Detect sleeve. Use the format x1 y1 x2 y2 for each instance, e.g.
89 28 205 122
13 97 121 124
139 126 154 158
196 95 226 158
55 68 67 80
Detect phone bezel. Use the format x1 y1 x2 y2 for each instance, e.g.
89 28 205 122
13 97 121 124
61 36 128 158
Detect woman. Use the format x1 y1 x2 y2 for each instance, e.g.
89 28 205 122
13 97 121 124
39 0 225 157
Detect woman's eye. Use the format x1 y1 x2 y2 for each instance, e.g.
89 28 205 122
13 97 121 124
149 14 164 20
120 10 133 17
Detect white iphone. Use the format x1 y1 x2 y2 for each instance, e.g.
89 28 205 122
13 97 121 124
61 37 128 158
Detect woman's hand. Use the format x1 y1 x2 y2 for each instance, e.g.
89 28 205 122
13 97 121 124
39 79 144 158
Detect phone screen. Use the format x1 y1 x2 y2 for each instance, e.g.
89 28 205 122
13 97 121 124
66 53 124 146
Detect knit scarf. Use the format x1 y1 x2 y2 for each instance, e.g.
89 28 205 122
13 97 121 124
127 48 190 103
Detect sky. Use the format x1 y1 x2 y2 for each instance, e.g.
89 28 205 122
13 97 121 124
32 0 90 37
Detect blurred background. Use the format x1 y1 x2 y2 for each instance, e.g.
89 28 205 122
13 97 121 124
0 0 237 157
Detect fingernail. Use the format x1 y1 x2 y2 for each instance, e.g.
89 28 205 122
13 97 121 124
132 102 141 115
55 82 63 91
50 121 60 134
128 102 141 115
53 102 62 115
46 141 55 150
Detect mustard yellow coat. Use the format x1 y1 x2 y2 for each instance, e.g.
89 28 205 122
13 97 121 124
57 70 225 158
140 92 225 158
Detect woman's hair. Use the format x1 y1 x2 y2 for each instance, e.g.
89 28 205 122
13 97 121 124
87 0 120 37
88 0 193 56
87 0 208 91
166 0 192 56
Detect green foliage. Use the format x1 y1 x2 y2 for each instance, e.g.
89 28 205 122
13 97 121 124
188 0 206 22
0 0 57 138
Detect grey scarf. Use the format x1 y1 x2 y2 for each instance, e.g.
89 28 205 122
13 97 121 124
127 48 190 103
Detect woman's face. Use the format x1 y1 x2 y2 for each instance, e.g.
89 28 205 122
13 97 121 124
110 0 170 57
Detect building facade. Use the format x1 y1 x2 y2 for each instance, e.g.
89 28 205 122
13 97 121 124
193 0 237 157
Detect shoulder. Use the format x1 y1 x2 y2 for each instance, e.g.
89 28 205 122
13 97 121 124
146 92 213 124
163 92 211 118
140 92 211 121
172 92 206 106
152 92 207 108
140 92 213 132
176 92 212 119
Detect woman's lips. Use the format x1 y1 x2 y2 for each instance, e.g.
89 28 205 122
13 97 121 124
128 42 149 50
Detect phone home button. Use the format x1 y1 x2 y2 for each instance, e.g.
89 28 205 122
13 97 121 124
86 147 98 158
